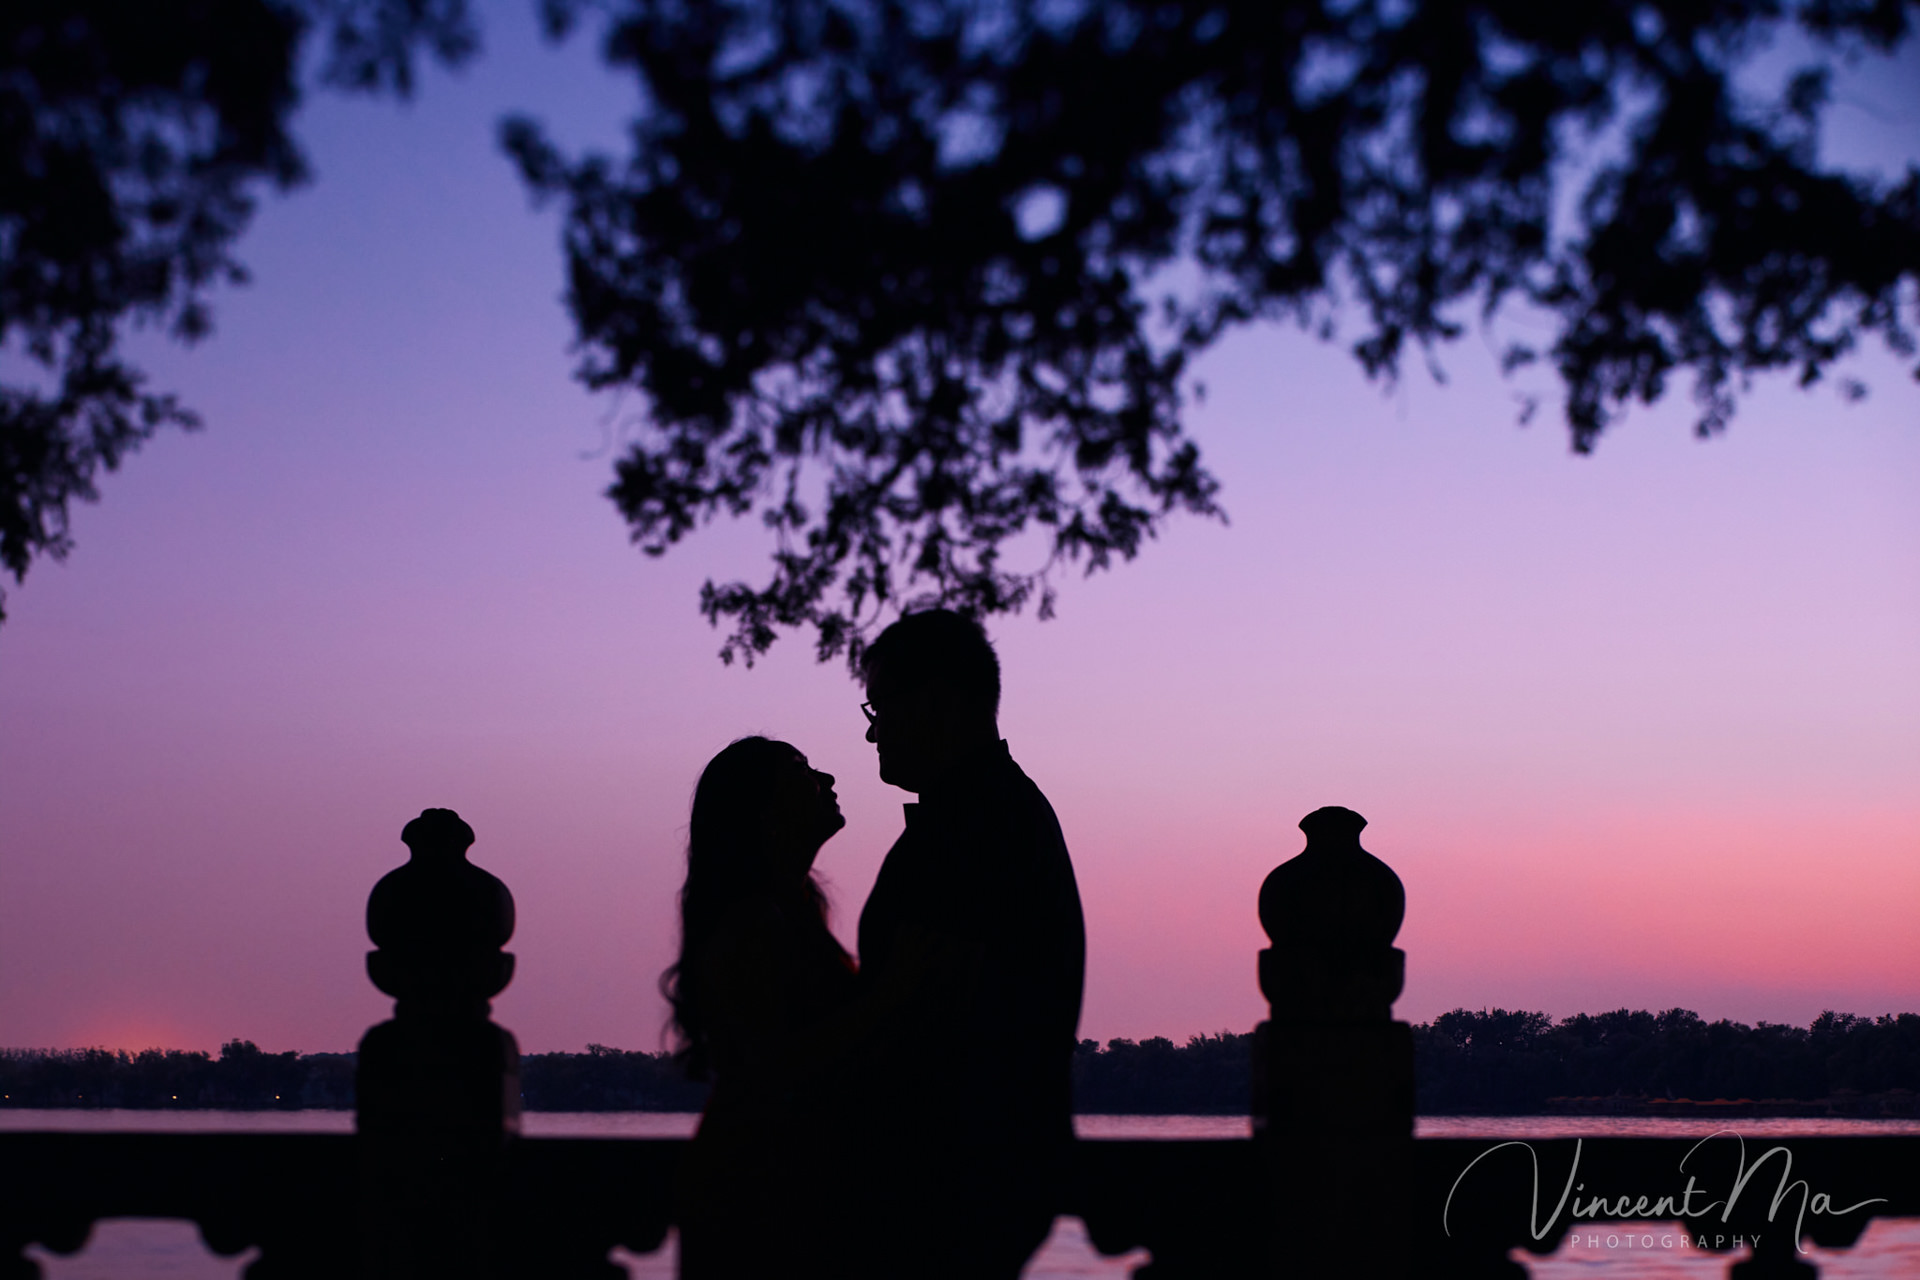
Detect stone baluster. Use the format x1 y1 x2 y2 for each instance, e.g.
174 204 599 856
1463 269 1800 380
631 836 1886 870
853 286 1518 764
356 808 520 1280
1252 806 1414 1278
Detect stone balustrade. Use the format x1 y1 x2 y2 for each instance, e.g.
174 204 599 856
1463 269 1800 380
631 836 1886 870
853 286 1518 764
3 807 1913 1278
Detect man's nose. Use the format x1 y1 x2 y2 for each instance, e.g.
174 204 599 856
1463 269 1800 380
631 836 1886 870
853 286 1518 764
865 721 878 744
817 770 835 787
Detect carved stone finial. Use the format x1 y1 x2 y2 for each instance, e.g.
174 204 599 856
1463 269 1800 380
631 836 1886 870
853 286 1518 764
399 806 475 854
1258 805 1406 960
1299 804 1366 842
357 809 522 1278
365 808 515 1016
1253 806 1414 1276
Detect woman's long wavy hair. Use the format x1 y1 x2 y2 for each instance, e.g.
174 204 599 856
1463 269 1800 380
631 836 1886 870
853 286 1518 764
661 736 841 1079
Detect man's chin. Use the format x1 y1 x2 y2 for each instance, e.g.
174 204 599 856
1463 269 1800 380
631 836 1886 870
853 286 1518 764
876 757 919 792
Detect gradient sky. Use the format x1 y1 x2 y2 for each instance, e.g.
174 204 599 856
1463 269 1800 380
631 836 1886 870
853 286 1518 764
2 6 1917 1055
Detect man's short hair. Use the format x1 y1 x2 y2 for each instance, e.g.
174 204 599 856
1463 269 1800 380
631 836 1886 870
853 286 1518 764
861 608 1001 715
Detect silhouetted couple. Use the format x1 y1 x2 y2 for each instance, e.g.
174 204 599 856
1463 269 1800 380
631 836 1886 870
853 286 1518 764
665 609 1086 1278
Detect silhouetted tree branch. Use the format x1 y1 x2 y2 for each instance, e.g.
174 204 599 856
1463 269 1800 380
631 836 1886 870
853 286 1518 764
0 0 475 621
507 0 1919 662
6 3 1915 653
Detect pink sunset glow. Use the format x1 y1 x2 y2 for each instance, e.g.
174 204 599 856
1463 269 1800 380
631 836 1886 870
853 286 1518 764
2 6 1916 1056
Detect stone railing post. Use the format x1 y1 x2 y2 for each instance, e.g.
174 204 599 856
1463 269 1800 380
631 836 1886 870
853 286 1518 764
1252 806 1413 1278
356 808 520 1280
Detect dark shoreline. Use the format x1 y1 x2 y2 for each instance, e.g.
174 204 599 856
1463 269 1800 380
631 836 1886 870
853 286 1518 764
1531 1093 1918 1119
8 1009 1916 1116
4 1100 1918 1119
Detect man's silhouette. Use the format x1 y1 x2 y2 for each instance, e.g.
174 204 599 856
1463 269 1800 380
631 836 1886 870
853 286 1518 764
852 609 1085 1277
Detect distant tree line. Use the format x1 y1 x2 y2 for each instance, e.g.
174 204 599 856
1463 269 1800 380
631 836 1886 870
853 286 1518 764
0 1041 354 1109
517 1044 708 1111
6 1013 1916 1113
1072 1033 1253 1114
0 1041 708 1112
1413 1009 1920 1114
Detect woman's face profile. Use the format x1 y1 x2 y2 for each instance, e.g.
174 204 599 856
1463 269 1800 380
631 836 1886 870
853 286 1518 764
766 746 845 872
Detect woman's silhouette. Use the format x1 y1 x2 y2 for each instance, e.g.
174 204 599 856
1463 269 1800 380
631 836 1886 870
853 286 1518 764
665 736 861 1278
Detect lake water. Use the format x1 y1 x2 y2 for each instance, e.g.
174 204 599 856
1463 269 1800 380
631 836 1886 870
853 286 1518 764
6 1112 1916 1277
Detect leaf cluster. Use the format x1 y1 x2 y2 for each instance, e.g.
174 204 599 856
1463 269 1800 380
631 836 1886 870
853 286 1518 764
0 0 476 620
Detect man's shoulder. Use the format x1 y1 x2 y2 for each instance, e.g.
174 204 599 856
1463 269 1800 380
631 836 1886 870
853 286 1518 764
954 759 1078 918
960 751 1065 836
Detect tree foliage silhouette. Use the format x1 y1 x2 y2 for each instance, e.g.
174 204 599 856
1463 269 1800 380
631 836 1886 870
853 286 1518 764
5 3 1915 653
506 0 1919 663
0 0 475 621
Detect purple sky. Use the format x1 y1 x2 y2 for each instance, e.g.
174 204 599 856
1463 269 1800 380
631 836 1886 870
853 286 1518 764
2 7 1917 1055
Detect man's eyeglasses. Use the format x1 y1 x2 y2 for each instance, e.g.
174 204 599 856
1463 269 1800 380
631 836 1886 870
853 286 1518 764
860 701 878 724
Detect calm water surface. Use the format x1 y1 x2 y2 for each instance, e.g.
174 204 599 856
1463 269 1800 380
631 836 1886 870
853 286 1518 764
8 1112 1915 1277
